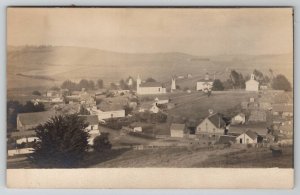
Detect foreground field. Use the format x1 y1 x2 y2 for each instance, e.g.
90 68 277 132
88 145 293 168
7 145 293 168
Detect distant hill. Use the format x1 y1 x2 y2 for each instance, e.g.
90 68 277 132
7 45 293 89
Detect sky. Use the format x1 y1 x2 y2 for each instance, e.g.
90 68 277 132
7 8 293 56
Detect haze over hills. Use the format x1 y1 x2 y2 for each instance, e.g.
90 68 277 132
7 45 293 89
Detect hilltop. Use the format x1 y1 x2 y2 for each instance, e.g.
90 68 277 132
7 45 293 89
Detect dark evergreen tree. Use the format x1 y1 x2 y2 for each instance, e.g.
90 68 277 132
30 114 89 168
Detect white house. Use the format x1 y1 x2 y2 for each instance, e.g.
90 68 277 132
89 107 125 120
136 75 166 95
236 130 258 144
149 103 160 113
231 113 246 125
196 112 227 138
155 97 169 105
196 73 214 91
246 74 259 91
170 123 185 138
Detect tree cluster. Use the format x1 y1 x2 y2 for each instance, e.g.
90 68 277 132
61 79 102 92
272 74 292 91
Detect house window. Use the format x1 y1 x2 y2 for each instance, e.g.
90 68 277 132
91 126 93 130
240 138 242 144
158 88 160 92
111 114 114 118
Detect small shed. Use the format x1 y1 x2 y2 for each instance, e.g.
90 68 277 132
236 130 258 144
170 123 185 138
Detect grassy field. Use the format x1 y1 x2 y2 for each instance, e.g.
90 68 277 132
7 145 293 168
87 145 293 168
168 91 258 120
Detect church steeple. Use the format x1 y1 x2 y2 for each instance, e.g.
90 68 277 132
137 75 141 93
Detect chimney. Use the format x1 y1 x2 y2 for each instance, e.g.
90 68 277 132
208 109 214 115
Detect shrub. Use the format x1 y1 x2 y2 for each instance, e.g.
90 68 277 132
32 90 42 96
93 133 112 152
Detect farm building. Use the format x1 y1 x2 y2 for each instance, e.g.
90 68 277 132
154 97 169 105
149 103 160 113
245 74 259 91
136 75 166 95
248 110 267 122
46 90 60 97
17 111 56 131
89 107 125 120
260 85 268 90
9 130 37 145
195 113 227 138
170 123 185 138
236 130 258 144
272 104 293 117
129 122 153 133
228 124 268 141
196 73 213 91
231 113 246 125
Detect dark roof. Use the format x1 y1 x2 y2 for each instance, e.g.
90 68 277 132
197 79 214 82
217 135 237 144
79 115 98 125
245 130 258 140
229 124 268 136
18 111 55 126
272 104 293 112
207 113 226 128
10 130 36 138
139 82 163 88
170 123 185 131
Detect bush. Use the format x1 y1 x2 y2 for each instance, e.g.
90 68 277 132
32 90 42 96
93 133 112 152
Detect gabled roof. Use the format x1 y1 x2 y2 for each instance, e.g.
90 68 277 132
79 115 98 125
170 123 185 131
229 124 268 136
140 82 163 88
17 111 56 127
207 113 226 128
245 130 258 140
272 104 293 112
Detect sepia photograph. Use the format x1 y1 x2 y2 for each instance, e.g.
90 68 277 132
6 7 294 188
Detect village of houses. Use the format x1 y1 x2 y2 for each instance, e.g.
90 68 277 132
7 71 293 168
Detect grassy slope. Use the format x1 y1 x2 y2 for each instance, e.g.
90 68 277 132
7 46 292 90
88 146 293 168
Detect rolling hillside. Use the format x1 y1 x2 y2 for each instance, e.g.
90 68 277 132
7 45 293 89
